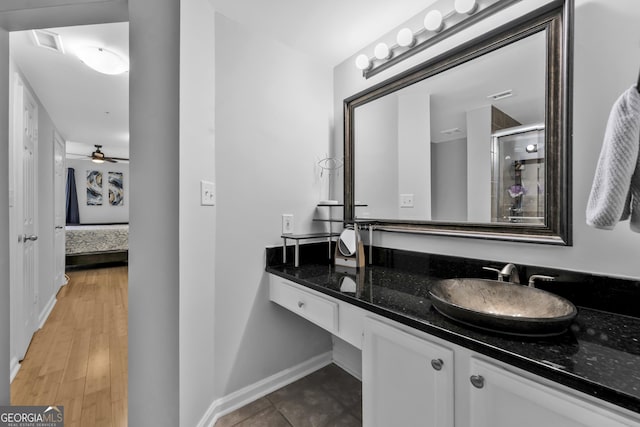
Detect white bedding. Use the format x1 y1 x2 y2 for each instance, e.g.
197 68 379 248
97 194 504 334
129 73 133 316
65 224 129 255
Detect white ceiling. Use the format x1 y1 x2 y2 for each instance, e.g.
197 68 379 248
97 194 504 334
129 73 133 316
11 22 129 159
428 30 546 142
8 1 441 159
208 0 438 66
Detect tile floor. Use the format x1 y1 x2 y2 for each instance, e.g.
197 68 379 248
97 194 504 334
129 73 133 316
215 364 362 427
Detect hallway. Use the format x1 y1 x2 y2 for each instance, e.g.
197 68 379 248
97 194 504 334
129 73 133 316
11 266 128 427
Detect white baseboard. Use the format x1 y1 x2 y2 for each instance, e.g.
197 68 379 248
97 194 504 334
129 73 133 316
197 351 332 427
38 294 57 330
332 336 362 381
10 357 20 383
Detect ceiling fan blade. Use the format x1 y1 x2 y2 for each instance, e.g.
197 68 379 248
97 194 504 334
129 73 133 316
105 158 118 163
109 156 129 161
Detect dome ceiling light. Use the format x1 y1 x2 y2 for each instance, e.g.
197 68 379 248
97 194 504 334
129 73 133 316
76 46 129 75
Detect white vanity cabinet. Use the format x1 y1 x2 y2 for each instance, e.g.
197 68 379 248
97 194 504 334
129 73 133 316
466 358 640 427
360 317 640 427
268 274 640 427
362 317 454 427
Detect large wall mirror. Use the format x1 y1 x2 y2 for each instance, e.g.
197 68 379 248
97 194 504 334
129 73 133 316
344 0 572 245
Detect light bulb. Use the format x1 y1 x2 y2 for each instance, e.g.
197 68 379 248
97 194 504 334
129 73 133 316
374 43 391 60
396 28 415 47
355 54 371 70
454 0 478 15
424 10 444 32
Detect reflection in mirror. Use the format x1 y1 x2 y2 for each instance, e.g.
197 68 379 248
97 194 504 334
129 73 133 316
354 31 546 223
492 124 545 224
345 2 572 245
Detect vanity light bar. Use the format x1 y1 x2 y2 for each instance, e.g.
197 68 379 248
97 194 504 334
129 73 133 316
355 0 521 79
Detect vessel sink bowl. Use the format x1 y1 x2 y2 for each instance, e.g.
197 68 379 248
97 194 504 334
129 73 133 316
429 278 577 337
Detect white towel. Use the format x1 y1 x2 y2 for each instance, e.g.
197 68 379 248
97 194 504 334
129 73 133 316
586 85 640 232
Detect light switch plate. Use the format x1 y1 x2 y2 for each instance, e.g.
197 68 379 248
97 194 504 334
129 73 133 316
200 180 215 206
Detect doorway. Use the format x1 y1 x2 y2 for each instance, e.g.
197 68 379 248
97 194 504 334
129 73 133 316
1 2 182 425
7 19 130 427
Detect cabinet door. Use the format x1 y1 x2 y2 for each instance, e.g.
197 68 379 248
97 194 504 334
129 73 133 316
363 317 454 427
468 358 640 427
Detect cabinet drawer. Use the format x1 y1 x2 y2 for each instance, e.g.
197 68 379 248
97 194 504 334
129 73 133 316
270 278 338 333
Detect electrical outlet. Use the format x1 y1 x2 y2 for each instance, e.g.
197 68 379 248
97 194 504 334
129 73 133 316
282 214 294 234
200 180 215 206
400 194 414 208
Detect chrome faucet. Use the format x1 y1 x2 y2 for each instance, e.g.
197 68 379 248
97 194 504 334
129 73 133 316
483 263 520 283
528 274 555 288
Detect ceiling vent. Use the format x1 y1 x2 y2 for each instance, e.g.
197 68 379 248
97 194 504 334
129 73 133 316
440 127 462 135
31 29 65 54
487 89 513 101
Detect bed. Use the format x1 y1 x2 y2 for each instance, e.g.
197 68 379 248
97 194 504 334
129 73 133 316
65 224 129 267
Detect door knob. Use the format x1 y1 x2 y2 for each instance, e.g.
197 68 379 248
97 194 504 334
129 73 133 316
430 358 444 371
470 375 485 389
22 234 38 242
55 226 64 230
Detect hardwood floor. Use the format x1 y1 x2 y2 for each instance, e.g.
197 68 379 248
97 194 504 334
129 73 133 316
11 266 128 427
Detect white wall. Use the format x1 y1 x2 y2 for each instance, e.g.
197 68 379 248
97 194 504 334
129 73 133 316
213 12 333 398
179 1 217 426
333 0 640 280
0 26 10 406
34 74 61 320
128 0 180 425
354 90 431 220
66 158 130 224
355 95 399 218
7 58 19 386
466 105 492 222
432 139 467 221
398 92 431 220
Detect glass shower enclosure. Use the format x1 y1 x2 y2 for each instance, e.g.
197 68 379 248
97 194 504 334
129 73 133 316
491 124 545 224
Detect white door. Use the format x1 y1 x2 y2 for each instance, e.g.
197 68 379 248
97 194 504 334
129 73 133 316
468 357 639 427
362 317 454 427
12 75 39 360
53 132 66 287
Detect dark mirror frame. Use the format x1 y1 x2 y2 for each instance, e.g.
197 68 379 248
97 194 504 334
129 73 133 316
344 0 573 245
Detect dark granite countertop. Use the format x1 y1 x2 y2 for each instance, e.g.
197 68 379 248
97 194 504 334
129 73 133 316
266 262 640 416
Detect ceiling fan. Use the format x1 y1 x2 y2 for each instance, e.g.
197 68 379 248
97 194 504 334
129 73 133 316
86 145 128 163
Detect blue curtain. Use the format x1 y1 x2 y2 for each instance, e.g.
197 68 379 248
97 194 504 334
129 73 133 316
66 167 80 224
